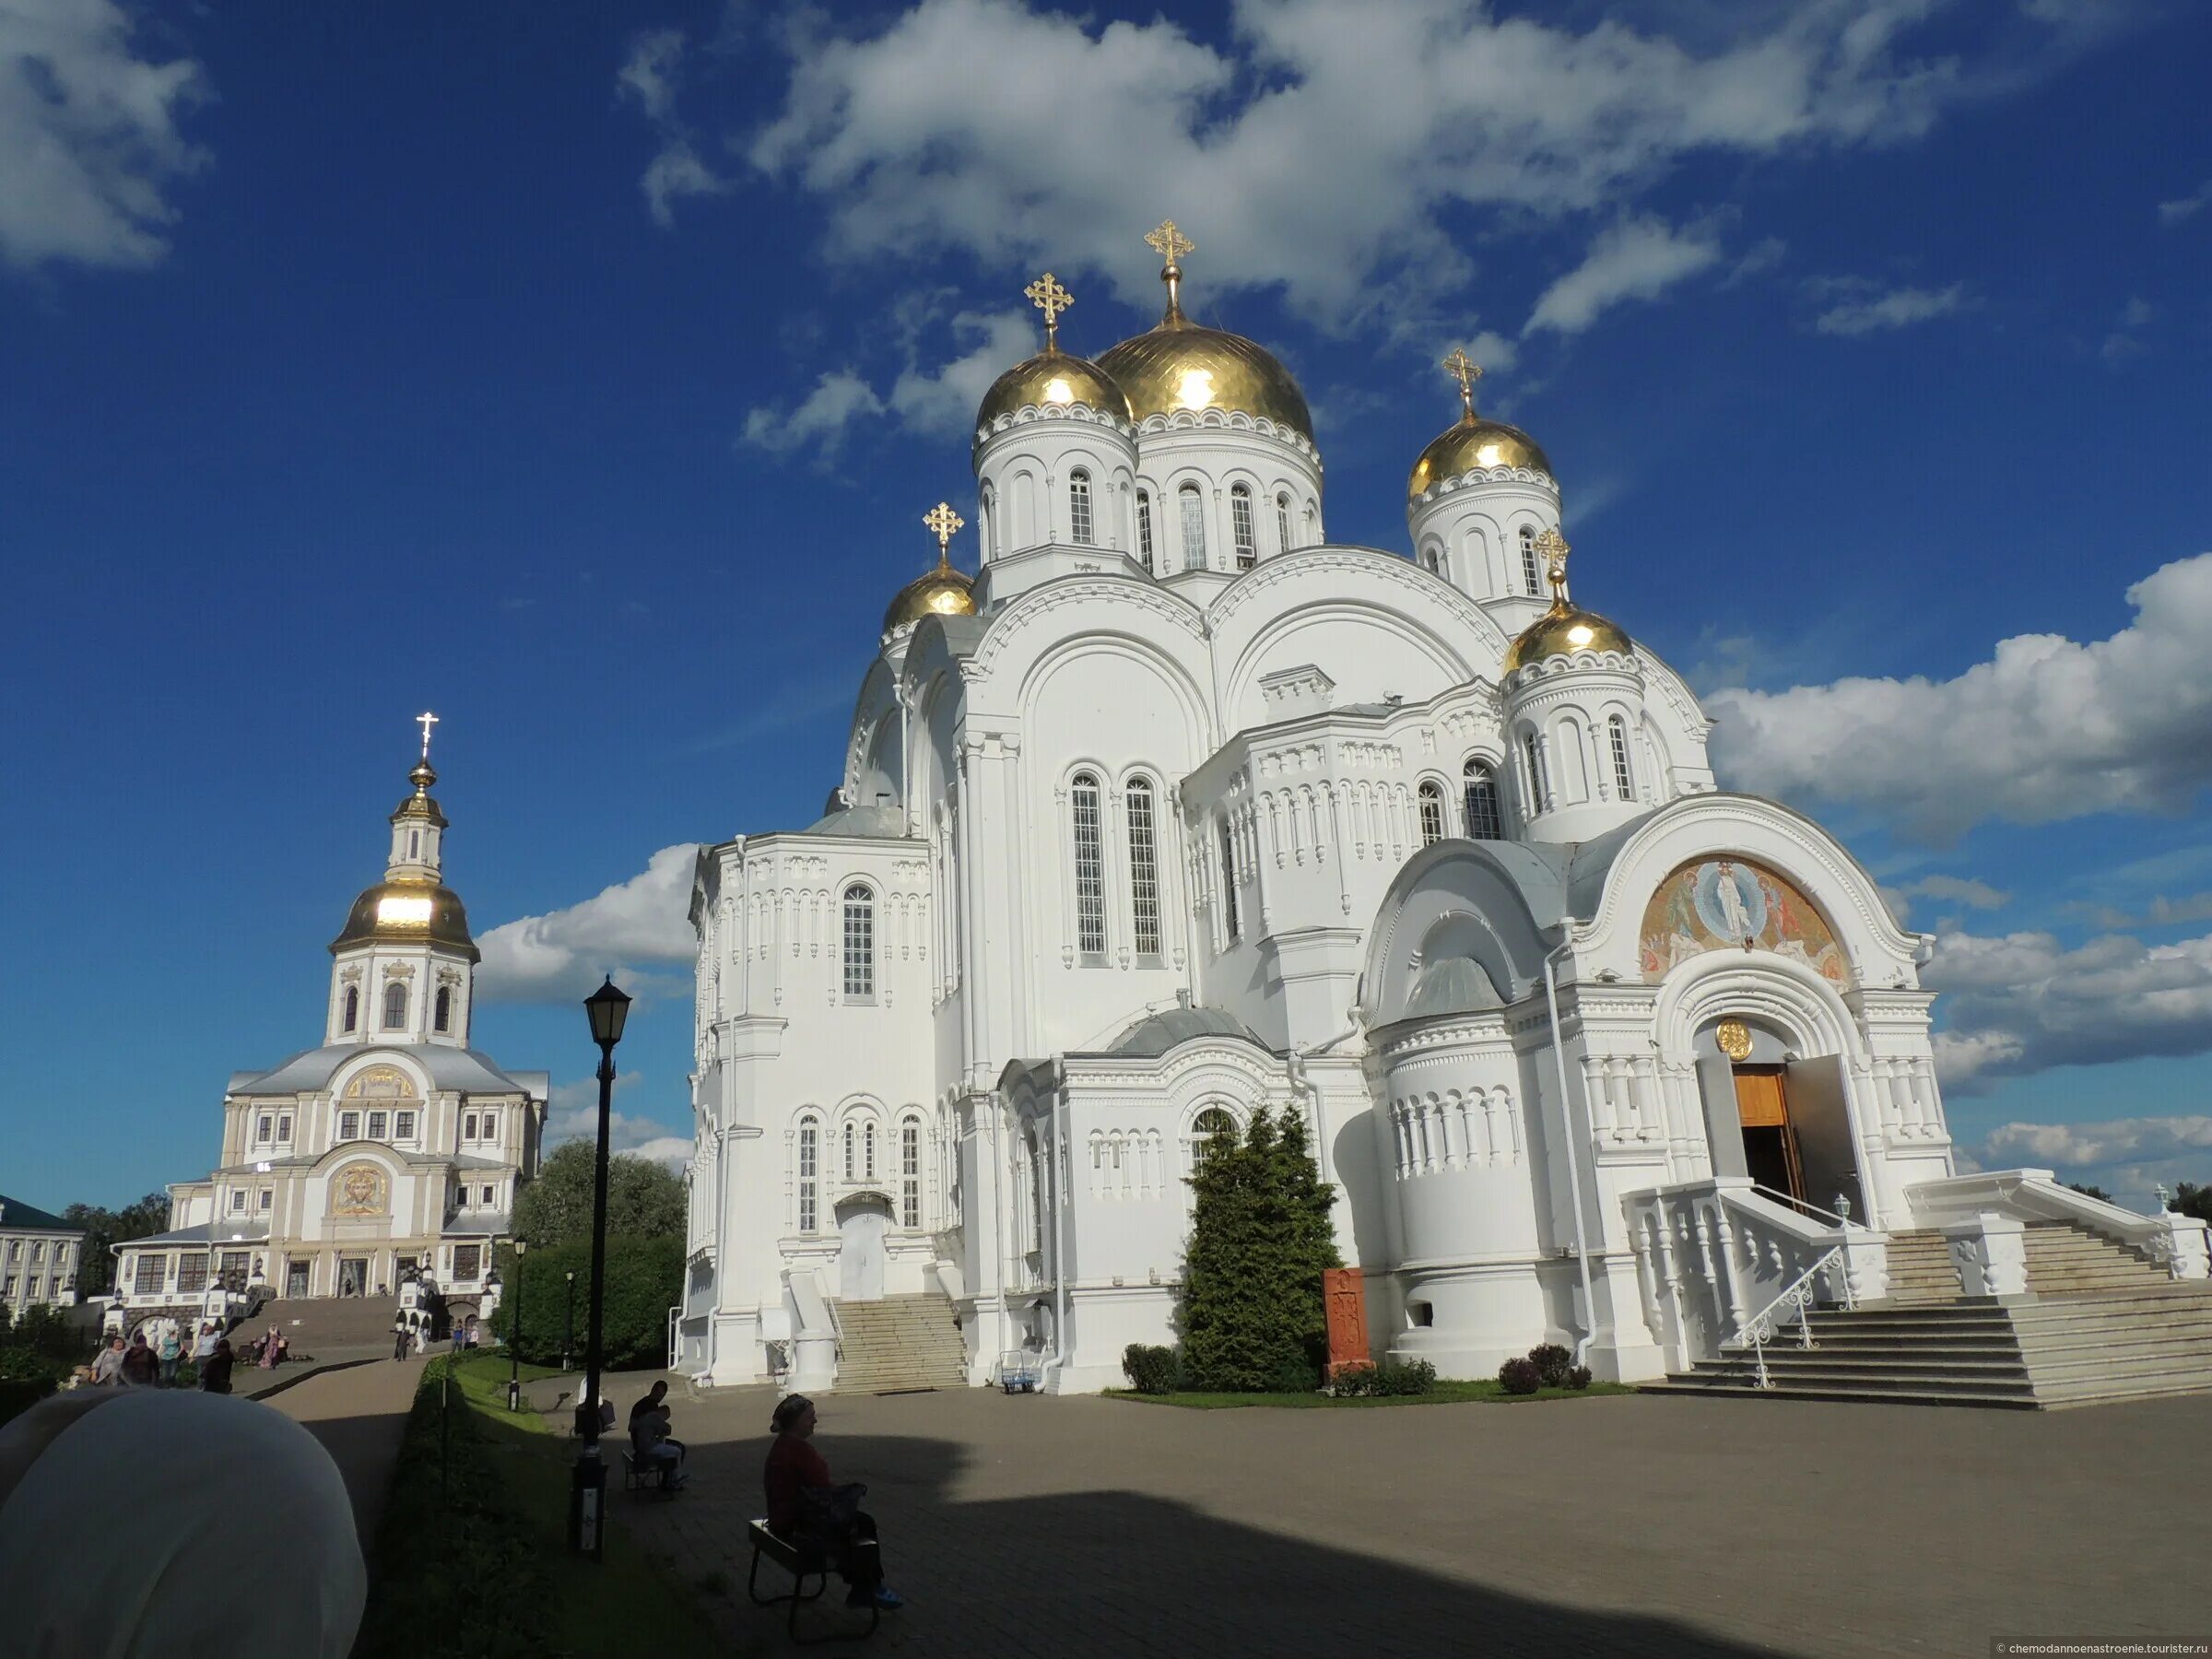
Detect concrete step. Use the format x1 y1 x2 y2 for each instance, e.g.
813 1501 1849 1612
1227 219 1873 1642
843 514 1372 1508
1641 1378 2043 1408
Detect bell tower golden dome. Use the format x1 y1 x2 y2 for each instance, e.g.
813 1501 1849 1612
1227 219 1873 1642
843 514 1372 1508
972 270 1134 458
1503 528 1632 672
883 501 979 634
1409 349 1554 500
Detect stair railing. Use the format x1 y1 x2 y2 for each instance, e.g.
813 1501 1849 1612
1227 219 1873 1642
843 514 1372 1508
1749 1185 1855 1229
1724 1244 1853 1389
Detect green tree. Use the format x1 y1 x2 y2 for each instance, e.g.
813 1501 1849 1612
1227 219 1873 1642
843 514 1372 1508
61 1192 172 1297
1181 1106 1340 1392
2065 1182 2113 1204
2168 1182 2212 1227
488 1235 682 1371
511 1141 686 1250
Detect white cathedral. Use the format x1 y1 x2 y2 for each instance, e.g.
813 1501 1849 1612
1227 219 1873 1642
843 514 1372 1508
677 226 2206 1396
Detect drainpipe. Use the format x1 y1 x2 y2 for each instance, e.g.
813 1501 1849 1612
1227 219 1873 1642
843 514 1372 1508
1044 1062 1072 1388
1543 930 1600 1368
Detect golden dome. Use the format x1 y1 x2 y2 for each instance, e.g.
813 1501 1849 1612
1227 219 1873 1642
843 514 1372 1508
883 561 976 634
1503 604 1632 673
1408 411 1554 499
974 347 1133 437
330 878 479 960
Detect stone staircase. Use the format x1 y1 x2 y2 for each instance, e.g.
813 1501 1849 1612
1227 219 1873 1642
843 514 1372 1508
1644 1221 2212 1408
830 1292 970 1394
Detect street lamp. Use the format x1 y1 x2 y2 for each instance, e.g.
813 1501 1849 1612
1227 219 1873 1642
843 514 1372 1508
563 1270 575 1371
570 974 630 1560
506 1238 528 1412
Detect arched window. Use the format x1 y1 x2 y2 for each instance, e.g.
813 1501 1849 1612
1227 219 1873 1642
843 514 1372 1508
433 985 453 1033
979 486 996 559
1192 1106 1236 1171
1463 759 1503 840
1418 781 1446 846
842 884 875 999
843 1122 856 1181
900 1119 922 1228
1519 524 1541 595
864 1122 877 1181
1125 777 1161 957
1071 772 1106 957
1607 714 1636 799
1135 489 1155 572
1068 469 1094 546
382 982 407 1030
408 830 420 860
797 1117 818 1232
1230 484 1256 569
1218 817 1241 941
342 986 359 1033
1178 484 1206 571
1421 546 1443 576
1276 492 1292 553
1522 732 1549 815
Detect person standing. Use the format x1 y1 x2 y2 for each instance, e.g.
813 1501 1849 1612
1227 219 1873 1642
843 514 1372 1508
393 1324 409 1362
260 1324 282 1371
119 1334 159 1388
157 1324 182 1388
194 1323 218 1366
200 1337 235 1394
90 1337 126 1386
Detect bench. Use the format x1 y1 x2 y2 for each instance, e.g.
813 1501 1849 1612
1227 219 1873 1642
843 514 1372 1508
747 1520 879 1645
620 1450 674 1497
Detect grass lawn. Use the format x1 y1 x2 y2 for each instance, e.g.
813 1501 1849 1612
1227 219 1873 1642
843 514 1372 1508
355 1352 721 1658
1106 1378 1639 1408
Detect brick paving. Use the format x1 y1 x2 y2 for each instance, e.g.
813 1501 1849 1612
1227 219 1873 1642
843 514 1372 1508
606 1378 2212 1659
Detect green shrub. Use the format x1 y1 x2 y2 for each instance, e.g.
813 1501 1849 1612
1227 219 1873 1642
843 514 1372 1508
1121 1344 1179 1394
1497 1357 1541 1394
1265 1356 1321 1394
1567 1365 1594 1390
488 1234 681 1369
1334 1359 1436 1397
1526 1343 1574 1388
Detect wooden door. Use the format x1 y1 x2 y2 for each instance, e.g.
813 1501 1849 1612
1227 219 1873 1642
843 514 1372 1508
1733 1067 1806 1202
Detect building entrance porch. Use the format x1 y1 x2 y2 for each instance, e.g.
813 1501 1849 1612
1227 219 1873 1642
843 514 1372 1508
836 1195 892 1302
1732 1066 1806 1206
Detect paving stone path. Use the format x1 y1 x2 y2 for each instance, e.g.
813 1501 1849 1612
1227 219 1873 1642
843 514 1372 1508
607 1380 2212 1659
256 1355 423 1543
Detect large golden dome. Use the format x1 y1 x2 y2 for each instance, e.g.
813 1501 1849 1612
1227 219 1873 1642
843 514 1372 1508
1409 411 1554 498
975 347 1132 435
331 877 479 959
1094 318 1313 439
1504 604 1632 673
883 560 976 634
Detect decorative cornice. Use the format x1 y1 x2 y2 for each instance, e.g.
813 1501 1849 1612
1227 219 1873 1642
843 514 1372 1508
1410 465 1559 507
1132 406 1322 466
1503 649 1641 688
974 400 1138 457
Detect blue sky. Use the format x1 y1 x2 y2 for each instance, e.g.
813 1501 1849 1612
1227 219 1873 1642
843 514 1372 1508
5 0 2210 1210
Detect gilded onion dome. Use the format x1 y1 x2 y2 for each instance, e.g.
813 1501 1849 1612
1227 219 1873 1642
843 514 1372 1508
975 271 1133 451
1093 220 1314 441
885 500 978 634
1502 526 1631 673
330 878 479 959
1410 348 1552 499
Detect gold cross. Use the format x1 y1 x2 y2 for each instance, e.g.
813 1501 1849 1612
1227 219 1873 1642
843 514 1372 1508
1145 219 1194 266
1442 348 1482 416
415 711 439 759
1024 272 1073 349
923 501 965 565
1533 527 1571 602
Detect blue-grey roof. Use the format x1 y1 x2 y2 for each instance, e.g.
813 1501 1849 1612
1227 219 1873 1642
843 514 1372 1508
1404 956 1505 1018
1108 1005 1265 1057
125 1221 270 1248
801 805 912 840
0 1194 76 1233
441 1212 512 1240
228 1046 546 1099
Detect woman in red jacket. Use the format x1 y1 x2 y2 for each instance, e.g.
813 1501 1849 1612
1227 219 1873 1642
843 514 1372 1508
763 1395 903 1610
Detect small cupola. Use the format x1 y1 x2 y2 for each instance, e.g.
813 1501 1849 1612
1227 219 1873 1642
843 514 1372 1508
1407 350 1561 613
882 500 977 637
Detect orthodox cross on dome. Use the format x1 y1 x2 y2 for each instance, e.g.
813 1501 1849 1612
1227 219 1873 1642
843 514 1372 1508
1441 347 1483 418
1024 272 1073 351
1145 218 1194 321
1534 527 1571 605
923 501 965 569
415 711 439 759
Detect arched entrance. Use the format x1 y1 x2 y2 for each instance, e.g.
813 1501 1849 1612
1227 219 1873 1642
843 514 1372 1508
835 1194 893 1302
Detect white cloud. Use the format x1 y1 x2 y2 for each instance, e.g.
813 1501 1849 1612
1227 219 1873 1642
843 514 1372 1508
735 0 2035 327
738 370 885 457
477 843 699 1002
886 309 1036 434
1925 926 2212 1091
617 29 685 123
1976 1114 2212 1207
2157 180 2212 226
544 1074 691 1170
1524 216 1723 335
1813 279 1970 335
1709 552 2212 841
2100 294 2153 367
616 29 727 228
1899 874 2012 911
0 0 205 270
641 143 725 229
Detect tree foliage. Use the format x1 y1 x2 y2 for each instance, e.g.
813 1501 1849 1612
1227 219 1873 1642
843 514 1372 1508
511 1141 686 1250
1180 1106 1341 1392
60 1192 171 1297
0 1305 82 1383
487 1235 683 1371
2170 1182 2212 1228
2064 1182 2114 1205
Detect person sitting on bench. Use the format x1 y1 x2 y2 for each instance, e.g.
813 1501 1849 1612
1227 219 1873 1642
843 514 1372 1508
763 1394 903 1611
628 1382 687 1491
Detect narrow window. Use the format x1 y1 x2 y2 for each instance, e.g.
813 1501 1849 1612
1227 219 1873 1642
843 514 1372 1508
842 884 875 999
394 1111 413 1142
382 982 407 1030
1608 715 1636 798
864 1122 877 1181
433 984 453 1032
1218 817 1241 941
1519 525 1541 595
229 1189 247 1215
367 1110 388 1142
1463 760 1503 841
901 1122 921 1228
1125 777 1161 957
980 486 995 559
1071 772 1106 956
1178 484 1206 571
481 1109 500 1140
1523 732 1548 814
843 1122 855 1180
408 829 420 860
342 986 359 1032
339 1111 361 1141
1230 484 1256 570
277 1112 292 1143
256 1113 274 1146
464 1112 478 1141
1192 1106 1235 1172
1135 490 1155 571
1068 469 1094 546
798 1119 818 1232
1418 782 1446 846
1276 492 1292 553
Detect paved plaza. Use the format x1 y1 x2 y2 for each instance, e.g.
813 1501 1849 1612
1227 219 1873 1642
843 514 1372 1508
611 1381 2212 1658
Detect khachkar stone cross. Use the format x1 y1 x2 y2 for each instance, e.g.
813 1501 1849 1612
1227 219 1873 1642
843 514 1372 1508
923 501 964 568
1024 272 1072 350
1535 526 1571 602
1442 347 1483 417
415 711 439 759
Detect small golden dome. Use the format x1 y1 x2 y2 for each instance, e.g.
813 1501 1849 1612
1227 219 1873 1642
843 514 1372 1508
331 878 479 959
1409 411 1554 499
1503 604 1632 673
974 347 1133 437
883 563 976 634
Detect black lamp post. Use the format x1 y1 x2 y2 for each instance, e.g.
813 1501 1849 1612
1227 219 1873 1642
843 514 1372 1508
506 1238 528 1412
569 974 629 1560
563 1270 575 1371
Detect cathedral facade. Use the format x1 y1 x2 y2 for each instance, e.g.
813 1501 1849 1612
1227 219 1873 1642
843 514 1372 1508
677 228 2111 1394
